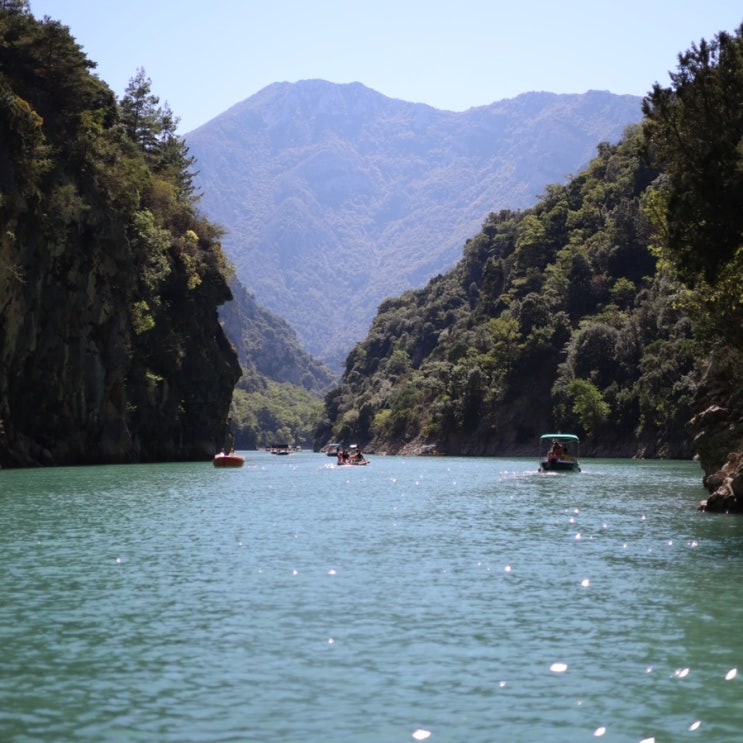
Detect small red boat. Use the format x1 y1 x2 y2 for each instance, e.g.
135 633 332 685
213 450 245 468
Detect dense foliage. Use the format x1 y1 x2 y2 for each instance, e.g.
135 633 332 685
231 367 323 449
314 127 700 455
218 279 335 448
643 23 743 350
0 4 240 464
641 24 743 508
316 23 743 461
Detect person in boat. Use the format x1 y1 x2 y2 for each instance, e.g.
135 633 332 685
548 440 564 461
353 447 365 462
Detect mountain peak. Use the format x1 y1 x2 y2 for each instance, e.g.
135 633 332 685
187 82 642 368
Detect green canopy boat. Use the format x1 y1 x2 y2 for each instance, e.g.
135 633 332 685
539 434 581 472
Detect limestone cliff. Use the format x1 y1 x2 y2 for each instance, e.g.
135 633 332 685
0 218 240 466
0 7 240 466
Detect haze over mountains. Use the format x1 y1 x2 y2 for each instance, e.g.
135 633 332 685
186 80 642 368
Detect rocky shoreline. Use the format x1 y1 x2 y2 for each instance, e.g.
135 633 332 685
688 358 743 513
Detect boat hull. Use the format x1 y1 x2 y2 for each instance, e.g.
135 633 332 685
213 452 245 468
539 458 580 472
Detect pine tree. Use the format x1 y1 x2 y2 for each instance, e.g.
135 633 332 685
120 68 197 200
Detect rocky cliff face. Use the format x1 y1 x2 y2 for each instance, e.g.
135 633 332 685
0 7 240 467
0 202 241 467
688 355 743 513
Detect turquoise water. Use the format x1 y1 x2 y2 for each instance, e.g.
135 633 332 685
2 453 742 742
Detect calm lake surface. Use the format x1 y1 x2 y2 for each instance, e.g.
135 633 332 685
2 453 743 742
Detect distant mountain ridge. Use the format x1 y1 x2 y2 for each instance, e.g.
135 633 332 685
187 80 642 368
220 279 335 394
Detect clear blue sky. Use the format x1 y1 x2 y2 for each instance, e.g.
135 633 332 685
30 0 742 134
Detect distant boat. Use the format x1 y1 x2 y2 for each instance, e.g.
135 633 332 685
270 444 291 455
538 434 581 472
338 457 369 466
337 444 369 466
325 443 341 457
213 450 245 468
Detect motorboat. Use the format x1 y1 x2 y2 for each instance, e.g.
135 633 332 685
213 450 245 468
539 434 581 472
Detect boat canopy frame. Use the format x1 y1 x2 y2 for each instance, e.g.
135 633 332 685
540 434 580 442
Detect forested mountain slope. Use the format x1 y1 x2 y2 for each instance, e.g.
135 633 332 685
220 279 335 395
0 5 239 465
214 278 336 449
187 81 642 367
316 23 743 513
315 126 699 459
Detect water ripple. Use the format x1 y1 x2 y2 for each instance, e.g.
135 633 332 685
1 455 741 741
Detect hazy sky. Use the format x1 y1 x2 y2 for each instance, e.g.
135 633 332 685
29 0 742 134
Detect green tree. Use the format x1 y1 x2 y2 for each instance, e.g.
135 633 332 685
120 67 165 152
642 24 743 287
565 321 620 388
119 68 196 198
567 378 610 436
